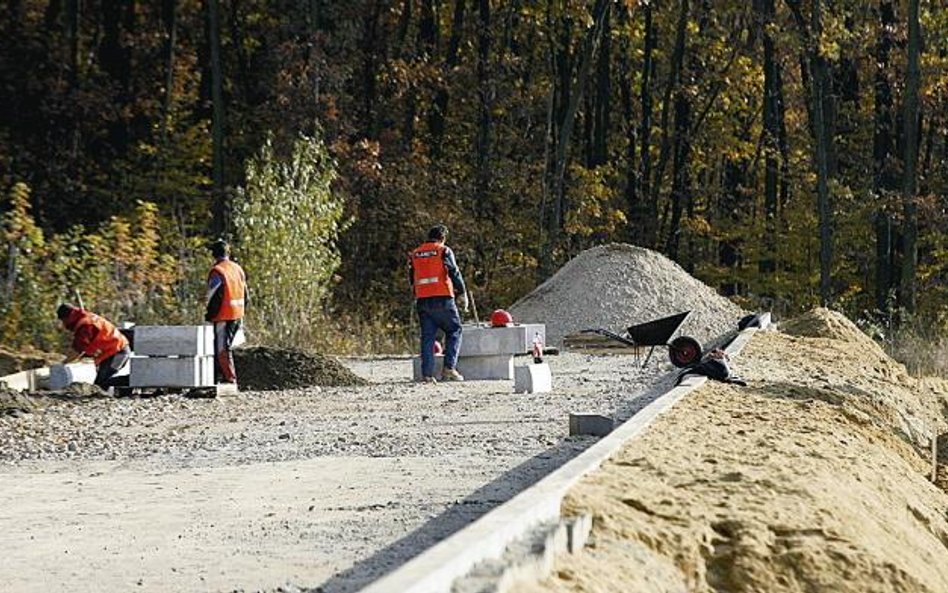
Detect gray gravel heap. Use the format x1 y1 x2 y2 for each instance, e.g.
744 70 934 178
510 243 745 347
234 346 369 390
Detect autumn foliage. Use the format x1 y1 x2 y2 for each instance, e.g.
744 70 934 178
0 1 945 355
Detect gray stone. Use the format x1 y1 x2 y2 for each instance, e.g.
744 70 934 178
130 356 215 388
568 413 614 437
513 363 552 394
412 355 444 381
49 363 98 389
412 354 515 381
459 324 547 357
133 325 215 357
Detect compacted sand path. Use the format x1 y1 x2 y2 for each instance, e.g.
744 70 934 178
0 352 673 593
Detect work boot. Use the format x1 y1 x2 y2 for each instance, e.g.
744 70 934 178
421 375 438 384
441 367 464 382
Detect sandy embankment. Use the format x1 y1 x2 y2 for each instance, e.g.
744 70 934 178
519 312 948 593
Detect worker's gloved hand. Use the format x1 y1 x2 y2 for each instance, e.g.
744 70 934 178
457 293 469 313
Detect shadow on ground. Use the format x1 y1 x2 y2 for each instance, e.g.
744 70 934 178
304 435 596 593
305 367 686 593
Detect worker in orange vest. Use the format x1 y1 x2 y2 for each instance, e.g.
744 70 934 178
205 239 248 385
408 224 469 383
57 304 131 388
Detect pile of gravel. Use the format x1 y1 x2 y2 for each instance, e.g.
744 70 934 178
0 387 37 417
510 244 745 347
234 346 368 391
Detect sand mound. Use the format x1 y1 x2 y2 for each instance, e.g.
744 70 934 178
234 346 368 391
523 330 948 593
781 307 885 356
510 244 744 347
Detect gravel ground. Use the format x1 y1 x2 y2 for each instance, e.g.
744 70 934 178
0 350 686 593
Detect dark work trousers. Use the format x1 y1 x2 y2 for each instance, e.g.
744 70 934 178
214 319 242 383
94 346 131 388
417 296 462 378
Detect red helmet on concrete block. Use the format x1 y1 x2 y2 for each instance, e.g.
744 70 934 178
433 341 444 355
490 309 514 327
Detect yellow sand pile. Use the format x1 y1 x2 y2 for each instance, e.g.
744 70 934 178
780 307 886 357
518 310 948 593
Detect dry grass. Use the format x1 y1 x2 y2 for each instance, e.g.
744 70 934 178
883 321 948 379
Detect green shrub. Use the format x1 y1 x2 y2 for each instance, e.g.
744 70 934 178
232 132 349 346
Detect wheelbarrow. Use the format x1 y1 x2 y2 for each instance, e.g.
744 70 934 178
579 310 702 368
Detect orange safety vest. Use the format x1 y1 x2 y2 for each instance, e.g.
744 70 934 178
411 242 454 298
74 311 129 365
209 259 246 321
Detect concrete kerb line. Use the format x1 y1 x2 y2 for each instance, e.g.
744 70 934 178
355 313 771 593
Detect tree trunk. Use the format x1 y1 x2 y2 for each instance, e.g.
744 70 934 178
873 0 896 313
619 4 637 242
67 0 79 87
395 0 415 149
901 0 920 313
540 0 609 277
475 0 492 218
162 0 177 120
648 0 689 249
360 0 383 138
549 0 609 232
637 3 655 245
206 0 227 234
810 0 834 305
591 7 610 167
430 0 466 150
665 89 691 260
760 0 779 275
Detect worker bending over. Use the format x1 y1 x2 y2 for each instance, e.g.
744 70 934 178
57 304 131 388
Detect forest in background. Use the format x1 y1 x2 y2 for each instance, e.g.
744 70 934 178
0 0 946 358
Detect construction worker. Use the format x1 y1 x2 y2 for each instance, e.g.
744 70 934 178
409 224 469 383
57 304 131 388
206 239 248 385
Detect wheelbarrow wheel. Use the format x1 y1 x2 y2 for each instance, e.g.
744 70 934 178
668 336 702 368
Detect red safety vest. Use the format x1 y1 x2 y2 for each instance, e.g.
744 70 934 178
411 242 454 298
209 259 246 321
73 311 129 365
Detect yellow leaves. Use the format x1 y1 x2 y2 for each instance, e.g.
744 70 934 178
2 182 45 250
564 164 626 239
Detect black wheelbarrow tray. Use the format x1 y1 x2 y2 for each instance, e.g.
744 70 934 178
579 310 702 368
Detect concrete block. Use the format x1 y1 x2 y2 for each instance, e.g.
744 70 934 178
412 355 445 381
133 325 214 357
513 363 552 393
0 369 40 391
459 324 547 357
459 354 514 380
412 353 515 381
130 356 215 388
568 413 614 437
49 363 98 389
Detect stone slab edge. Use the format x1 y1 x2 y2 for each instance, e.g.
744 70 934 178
355 313 771 593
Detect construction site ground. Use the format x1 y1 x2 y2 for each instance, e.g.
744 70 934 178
517 326 948 593
0 352 674 593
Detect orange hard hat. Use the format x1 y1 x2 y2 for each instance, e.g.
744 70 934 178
490 309 514 327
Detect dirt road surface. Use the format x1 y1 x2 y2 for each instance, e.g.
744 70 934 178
0 352 675 593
